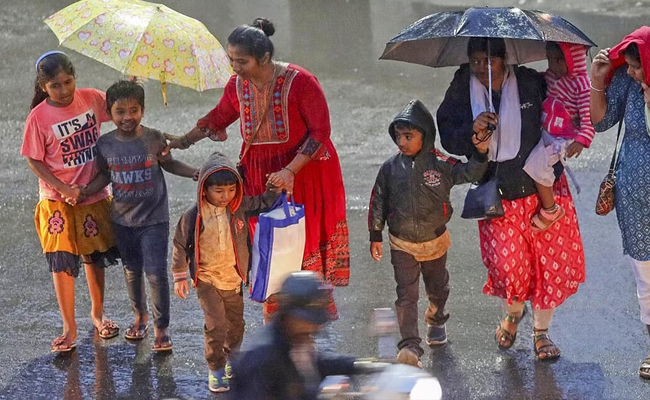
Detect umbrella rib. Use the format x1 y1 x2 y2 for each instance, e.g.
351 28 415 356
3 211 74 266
519 10 545 42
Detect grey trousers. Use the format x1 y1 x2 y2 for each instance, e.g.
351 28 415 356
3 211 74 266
391 250 449 357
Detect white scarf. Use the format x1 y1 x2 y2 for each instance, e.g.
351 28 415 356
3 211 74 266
470 65 521 161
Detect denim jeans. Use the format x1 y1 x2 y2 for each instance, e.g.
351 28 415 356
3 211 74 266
391 250 449 357
114 222 170 329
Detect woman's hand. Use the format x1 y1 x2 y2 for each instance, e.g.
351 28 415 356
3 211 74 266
265 172 285 191
590 48 611 90
267 168 294 193
566 142 585 158
642 82 650 108
472 112 499 137
162 126 204 155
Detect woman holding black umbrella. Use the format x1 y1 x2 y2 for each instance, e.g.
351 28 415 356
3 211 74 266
590 26 650 379
437 37 586 360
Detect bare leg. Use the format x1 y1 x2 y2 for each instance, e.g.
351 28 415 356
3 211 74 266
535 181 556 210
52 271 77 343
83 257 106 329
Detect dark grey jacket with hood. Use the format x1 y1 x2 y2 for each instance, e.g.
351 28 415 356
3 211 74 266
171 152 277 286
368 100 488 243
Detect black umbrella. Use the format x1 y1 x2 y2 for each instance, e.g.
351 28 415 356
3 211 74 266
380 7 596 68
380 7 596 112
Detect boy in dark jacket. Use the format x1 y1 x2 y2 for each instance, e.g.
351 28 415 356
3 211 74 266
368 99 489 367
171 152 281 393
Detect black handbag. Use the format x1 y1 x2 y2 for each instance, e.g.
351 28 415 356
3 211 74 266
461 126 504 220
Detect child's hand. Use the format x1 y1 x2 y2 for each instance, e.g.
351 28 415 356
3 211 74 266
566 142 585 158
472 133 490 154
62 185 81 206
192 169 200 181
370 242 383 261
265 172 285 191
174 280 189 299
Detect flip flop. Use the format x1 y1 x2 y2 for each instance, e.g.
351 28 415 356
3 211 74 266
51 335 77 354
639 356 650 380
125 324 148 340
152 335 173 352
97 319 120 339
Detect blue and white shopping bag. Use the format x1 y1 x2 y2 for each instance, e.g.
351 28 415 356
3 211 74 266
250 194 306 302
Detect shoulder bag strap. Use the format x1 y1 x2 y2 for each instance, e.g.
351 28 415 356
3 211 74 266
609 78 633 173
239 63 285 163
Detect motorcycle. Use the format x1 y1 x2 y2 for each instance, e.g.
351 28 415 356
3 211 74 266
318 309 443 400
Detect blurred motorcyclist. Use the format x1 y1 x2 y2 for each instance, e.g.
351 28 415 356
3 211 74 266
228 271 357 399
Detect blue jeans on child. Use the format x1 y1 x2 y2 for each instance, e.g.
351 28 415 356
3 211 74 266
113 222 170 330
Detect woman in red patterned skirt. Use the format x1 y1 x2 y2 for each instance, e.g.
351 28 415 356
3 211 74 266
437 38 586 360
166 18 349 320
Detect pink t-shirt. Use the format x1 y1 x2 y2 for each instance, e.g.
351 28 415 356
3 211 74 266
21 88 112 205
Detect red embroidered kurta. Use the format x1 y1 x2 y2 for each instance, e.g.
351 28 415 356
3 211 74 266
197 63 350 316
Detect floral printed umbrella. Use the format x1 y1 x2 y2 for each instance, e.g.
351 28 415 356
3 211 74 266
45 0 233 104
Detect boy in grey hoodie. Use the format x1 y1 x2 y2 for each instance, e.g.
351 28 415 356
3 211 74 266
368 100 489 367
171 152 280 392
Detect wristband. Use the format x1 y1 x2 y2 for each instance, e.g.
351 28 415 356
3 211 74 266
283 167 296 176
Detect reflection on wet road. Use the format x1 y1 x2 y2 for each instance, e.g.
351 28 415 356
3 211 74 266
1 0 650 399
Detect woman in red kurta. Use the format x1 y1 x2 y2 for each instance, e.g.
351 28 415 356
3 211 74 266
166 18 350 319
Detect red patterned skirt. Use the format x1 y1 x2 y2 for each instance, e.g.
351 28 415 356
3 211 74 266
241 141 350 319
478 174 585 309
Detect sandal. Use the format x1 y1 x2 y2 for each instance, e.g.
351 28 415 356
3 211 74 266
531 205 565 233
495 308 527 349
51 335 77 354
639 356 650 380
96 319 120 339
533 329 561 360
125 324 148 340
152 335 173 352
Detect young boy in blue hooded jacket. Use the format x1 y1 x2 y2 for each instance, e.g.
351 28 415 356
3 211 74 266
368 99 489 367
171 152 280 392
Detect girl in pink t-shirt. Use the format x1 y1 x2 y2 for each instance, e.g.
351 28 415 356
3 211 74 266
21 51 120 352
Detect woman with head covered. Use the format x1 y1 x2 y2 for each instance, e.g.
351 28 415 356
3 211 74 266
590 26 650 379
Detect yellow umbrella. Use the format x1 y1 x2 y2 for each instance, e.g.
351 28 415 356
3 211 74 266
45 0 233 105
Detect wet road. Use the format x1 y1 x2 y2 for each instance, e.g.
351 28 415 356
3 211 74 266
1 0 650 399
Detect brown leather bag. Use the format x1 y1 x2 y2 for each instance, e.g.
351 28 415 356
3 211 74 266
595 119 623 216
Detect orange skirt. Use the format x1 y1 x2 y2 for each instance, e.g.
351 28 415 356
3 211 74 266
35 197 116 257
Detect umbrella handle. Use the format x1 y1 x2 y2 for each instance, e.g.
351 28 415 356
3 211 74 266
487 41 494 113
159 70 168 106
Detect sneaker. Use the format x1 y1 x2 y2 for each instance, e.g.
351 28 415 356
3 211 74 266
224 360 233 379
397 347 423 368
426 324 447 346
208 369 230 393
